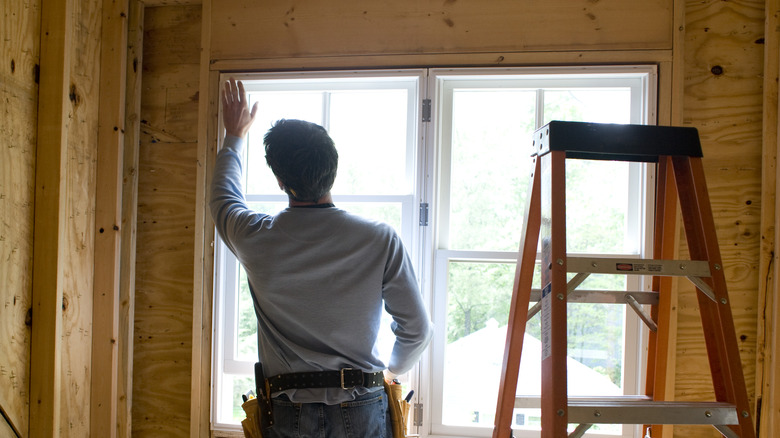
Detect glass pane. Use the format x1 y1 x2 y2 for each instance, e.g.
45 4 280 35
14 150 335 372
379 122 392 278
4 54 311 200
246 92 324 194
566 160 630 253
448 90 537 251
443 261 624 433
544 88 634 254
223 374 256 424
237 266 258 362
543 88 631 125
329 90 410 195
337 202 402 235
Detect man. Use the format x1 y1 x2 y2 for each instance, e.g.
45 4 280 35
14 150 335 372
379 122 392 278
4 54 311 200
211 78 433 437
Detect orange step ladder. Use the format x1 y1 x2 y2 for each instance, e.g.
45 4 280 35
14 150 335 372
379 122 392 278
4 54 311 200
492 121 755 438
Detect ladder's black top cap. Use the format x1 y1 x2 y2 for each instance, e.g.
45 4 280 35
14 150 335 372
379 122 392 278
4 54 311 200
532 121 703 162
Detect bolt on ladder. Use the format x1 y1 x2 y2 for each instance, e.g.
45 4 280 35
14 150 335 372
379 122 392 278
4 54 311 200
492 121 755 438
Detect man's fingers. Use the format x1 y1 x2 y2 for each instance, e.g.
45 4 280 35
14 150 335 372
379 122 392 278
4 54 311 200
250 102 259 119
237 80 247 103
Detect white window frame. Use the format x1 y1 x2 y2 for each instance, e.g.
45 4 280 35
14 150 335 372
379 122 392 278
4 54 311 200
422 66 657 438
211 69 427 431
211 65 658 438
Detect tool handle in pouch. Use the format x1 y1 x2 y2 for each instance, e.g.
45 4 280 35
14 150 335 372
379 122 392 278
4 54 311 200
384 380 410 438
240 398 263 438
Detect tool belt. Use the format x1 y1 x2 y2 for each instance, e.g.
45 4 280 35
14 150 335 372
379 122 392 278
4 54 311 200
267 368 385 392
242 364 400 438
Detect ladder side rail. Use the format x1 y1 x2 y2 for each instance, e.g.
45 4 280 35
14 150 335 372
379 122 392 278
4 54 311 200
645 156 678 438
492 156 543 438
540 150 569 437
672 155 756 438
671 156 731 402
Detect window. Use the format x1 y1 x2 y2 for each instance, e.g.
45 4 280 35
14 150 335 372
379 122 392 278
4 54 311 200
428 67 655 438
212 70 426 428
212 66 657 437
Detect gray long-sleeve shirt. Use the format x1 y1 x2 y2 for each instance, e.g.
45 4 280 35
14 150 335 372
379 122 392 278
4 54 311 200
210 135 433 404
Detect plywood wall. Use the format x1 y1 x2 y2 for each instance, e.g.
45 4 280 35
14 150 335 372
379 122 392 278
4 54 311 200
675 1 765 435
210 0 673 61
0 0 40 435
132 5 201 437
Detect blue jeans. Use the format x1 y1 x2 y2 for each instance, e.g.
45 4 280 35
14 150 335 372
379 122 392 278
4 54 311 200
264 391 392 438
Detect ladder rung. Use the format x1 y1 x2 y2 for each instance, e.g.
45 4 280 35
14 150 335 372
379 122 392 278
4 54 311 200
513 396 739 426
514 395 653 409
529 289 659 305
566 257 711 277
567 398 740 426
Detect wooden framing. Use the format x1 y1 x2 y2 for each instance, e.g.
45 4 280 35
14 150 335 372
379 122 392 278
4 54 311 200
29 0 73 435
191 1 216 435
117 1 144 436
90 0 129 436
758 1 780 435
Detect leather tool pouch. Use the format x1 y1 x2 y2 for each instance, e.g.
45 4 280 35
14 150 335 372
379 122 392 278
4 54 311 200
255 362 274 430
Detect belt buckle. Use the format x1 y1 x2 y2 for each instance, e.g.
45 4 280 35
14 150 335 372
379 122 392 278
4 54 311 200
340 368 354 390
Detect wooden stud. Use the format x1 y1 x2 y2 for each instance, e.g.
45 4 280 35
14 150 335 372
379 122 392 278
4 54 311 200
90 0 129 436
191 1 216 435
29 0 72 435
758 0 780 436
117 2 144 437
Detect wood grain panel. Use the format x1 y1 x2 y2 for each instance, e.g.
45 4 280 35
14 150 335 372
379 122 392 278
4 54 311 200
59 0 102 435
210 0 673 62
91 0 130 434
118 2 144 436
30 0 73 434
142 5 201 143
757 0 780 434
133 5 201 436
0 1 40 434
133 139 197 437
677 0 764 435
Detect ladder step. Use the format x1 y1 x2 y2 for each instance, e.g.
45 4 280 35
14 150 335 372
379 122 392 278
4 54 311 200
534 121 703 162
566 257 711 277
513 396 739 426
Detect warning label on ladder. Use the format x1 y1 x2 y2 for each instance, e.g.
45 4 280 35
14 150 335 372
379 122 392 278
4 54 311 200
541 282 552 361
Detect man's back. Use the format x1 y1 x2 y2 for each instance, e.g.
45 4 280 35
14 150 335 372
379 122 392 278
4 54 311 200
210 138 432 404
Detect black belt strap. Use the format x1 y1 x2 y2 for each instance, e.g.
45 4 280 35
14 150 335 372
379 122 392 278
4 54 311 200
267 368 384 392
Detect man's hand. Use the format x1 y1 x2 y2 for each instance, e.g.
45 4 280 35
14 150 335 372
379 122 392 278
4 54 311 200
222 78 258 138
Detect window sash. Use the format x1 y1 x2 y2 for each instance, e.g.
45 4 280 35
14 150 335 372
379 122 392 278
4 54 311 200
425 66 656 437
211 70 425 430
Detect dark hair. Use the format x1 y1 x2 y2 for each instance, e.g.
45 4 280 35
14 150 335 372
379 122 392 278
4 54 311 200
264 119 338 202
